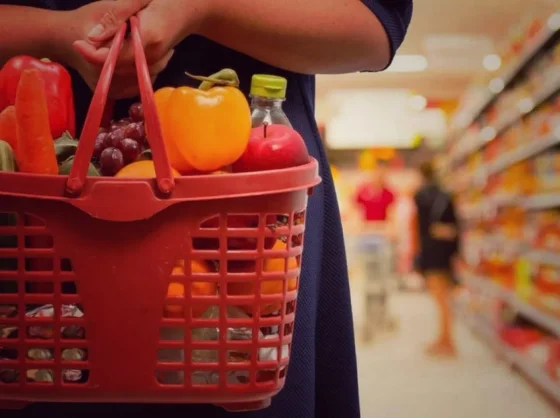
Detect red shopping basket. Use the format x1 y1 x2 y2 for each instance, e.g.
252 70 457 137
0 17 320 411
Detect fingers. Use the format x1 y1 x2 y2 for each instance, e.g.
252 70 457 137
88 0 153 43
74 41 173 78
149 49 175 76
73 40 111 66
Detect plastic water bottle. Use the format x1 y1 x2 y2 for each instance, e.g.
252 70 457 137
250 74 292 128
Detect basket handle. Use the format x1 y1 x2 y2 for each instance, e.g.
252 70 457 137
67 17 175 195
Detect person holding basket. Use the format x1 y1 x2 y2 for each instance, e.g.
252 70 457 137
0 0 412 416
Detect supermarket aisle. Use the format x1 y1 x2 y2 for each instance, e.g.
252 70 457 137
352 289 560 418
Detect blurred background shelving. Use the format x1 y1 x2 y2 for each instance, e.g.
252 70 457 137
313 3 560 414
441 9 560 404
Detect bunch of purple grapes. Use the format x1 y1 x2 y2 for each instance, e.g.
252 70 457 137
93 103 148 176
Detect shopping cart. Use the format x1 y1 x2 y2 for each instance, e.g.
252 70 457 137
357 230 398 342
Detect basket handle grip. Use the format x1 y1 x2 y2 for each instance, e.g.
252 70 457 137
67 17 175 195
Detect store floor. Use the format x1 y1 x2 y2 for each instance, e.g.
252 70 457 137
351 283 560 418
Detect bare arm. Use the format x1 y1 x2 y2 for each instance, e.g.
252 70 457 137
0 6 67 66
199 0 401 74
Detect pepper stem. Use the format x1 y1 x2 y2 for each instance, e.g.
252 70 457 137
185 68 240 90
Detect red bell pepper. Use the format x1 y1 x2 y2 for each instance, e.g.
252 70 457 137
0 56 75 138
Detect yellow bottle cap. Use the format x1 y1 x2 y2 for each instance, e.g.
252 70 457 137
250 74 288 99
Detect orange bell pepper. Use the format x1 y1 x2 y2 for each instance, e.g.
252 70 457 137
155 69 251 173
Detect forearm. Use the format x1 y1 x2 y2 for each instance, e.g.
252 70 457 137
200 0 391 74
0 6 69 66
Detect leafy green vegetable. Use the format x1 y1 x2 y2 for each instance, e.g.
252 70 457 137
54 131 79 164
0 139 17 172
139 148 153 161
59 155 100 177
0 140 18 274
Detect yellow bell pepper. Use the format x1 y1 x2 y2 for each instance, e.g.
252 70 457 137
154 87 193 173
155 69 251 173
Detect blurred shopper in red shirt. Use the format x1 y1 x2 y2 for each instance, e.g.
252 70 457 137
355 163 395 224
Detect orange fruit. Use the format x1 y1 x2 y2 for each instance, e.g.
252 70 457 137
166 260 217 317
115 160 180 178
227 239 299 315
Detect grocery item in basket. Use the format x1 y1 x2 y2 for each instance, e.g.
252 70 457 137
0 56 75 138
159 305 287 385
115 160 180 179
0 106 17 151
157 69 251 172
232 124 309 173
14 69 58 175
165 260 218 318
228 239 299 315
93 102 149 175
154 87 192 174
0 140 17 173
129 103 144 123
59 155 100 177
0 304 86 384
250 74 292 128
26 304 85 339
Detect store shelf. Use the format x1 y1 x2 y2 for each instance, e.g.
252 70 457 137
492 73 560 137
526 249 560 267
462 274 560 337
510 348 560 405
454 75 560 164
454 130 560 194
523 193 560 210
488 130 560 175
458 19 560 134
461 310 560 405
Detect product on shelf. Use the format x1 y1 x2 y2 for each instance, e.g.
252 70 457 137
448 14 560 401
548 340 560 381
532 264 560 316
526 209 560 252
534 150 560 193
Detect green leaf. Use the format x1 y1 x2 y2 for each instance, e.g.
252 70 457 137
0 140 17 172
139 148 153 161
54 132 79 165
59 156 100 177
0 140 18 266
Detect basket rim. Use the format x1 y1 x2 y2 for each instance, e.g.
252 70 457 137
0 159 320 200
0 159 321 221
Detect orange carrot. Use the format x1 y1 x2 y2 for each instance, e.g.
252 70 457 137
15 69 58 174
0 106 18 151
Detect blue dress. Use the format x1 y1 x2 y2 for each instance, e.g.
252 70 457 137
4 1 412 416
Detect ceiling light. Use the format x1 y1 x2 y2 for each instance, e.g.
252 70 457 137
385 55 428 72
480 126 497 142
483 54 502 71
408 95 428 111
548 13 560 31
518 98 535 114
489 77 505 93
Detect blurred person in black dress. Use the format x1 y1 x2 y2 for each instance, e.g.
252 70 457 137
412 161 460 357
